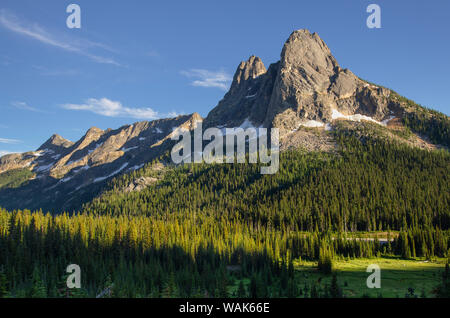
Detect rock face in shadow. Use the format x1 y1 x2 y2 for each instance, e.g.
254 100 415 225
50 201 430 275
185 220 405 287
205 55 271 128
205 29 393 136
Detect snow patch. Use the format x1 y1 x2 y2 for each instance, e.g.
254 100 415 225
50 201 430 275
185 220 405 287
66 158 83 166
35 163 53 172
88 143 102 154
331 109 387 125
33 149 55 157
121 146 139 152
93 163 129 183
381 116 396 125
61 176 73 183
299 120 326 128
128 163 145 171
73 165 90 173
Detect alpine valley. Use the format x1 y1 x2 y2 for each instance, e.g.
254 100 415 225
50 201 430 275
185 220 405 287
0 30 449 298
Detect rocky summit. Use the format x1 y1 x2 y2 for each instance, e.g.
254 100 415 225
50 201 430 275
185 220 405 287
205 29 401 138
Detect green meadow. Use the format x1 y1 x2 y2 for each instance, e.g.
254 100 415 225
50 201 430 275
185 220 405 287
229 257 447 298
293 257 447 298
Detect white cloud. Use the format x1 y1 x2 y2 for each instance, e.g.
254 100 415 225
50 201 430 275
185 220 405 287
62 98 160 120
0 138 21 144
11 101 41 112
0 150 16 157
167 111 183 117
181 69 232 90
0 9 120 66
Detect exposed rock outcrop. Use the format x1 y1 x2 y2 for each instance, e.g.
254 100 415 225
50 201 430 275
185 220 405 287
38 134 74 151
124 176 158 193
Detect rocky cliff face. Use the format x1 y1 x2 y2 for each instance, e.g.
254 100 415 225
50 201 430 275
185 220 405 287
205 29 397 137
205 55 273 128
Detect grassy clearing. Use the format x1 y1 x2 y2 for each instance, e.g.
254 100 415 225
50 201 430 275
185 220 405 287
228 257 447 298
293 257 447 298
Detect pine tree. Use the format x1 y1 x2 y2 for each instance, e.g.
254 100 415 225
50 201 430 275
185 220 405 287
0 271 8 298
237 280 246 298
249 275 258 298
318 244 333 274
30 267 47 298
310 284 318 298
162 272 178 298
435 261 450 298
218 274 228 298
330 273 342 298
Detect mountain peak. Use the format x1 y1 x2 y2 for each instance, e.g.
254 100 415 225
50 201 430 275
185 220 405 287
190 112 203 122
86 127 104 135
38 134 73 151
234 55 266 84
204 55 272 128
206 29 395 133
279 28 338 88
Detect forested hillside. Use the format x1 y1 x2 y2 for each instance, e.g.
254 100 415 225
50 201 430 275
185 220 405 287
85 128 450 231
0 128 448 297
389 91 450 147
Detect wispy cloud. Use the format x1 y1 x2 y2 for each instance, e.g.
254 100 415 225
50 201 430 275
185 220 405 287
11 101 43 112
167 111 184 117
0 54 15 66
62 98 160 120
0 9 120 66
0 138 21 144
146 49 160 58
0 150 17 157
180 69 232 90
32 65 80 76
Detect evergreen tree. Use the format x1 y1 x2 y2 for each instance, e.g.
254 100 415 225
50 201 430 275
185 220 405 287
29 267 47 298
318 244 333 274
435 261 450 298
310 284 318 298
0 270 8 298
249 275 258 298
330 273 342 298
237 280 246 298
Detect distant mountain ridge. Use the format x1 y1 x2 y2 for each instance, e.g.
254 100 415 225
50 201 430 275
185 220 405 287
0 113 202 211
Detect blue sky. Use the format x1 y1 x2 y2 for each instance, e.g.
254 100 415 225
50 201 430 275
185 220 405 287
0 0 449 155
